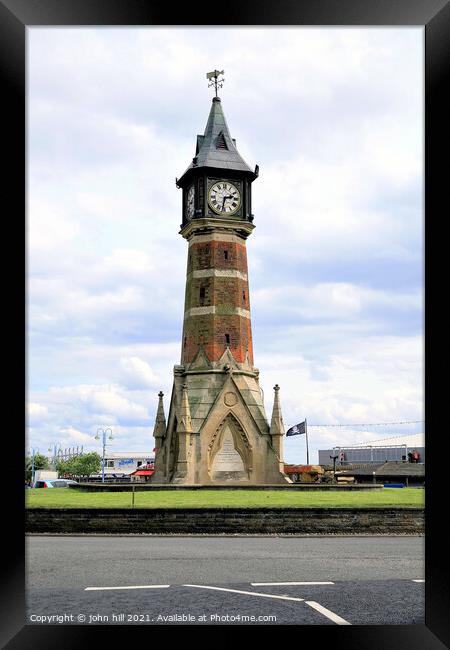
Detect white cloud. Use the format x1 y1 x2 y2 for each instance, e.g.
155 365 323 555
27 200 79 253
59 426 92 443
27 402 48 422
118 356 159 389
44 383 151 427
253 283 421 322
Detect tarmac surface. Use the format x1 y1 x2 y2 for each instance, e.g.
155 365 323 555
26 535 424 625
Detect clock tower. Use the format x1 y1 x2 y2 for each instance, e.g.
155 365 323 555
152 71 289 484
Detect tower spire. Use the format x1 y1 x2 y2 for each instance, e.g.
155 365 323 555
172 384 194 482
152 391 167 481
153 391 167 438
177 384 193 434
270 384 285 436
177 73 256 185
270 384 286 474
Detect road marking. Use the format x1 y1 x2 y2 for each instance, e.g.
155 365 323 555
251 582 335 586
183 584 304 603
305 601 351 625
412 579 425 583
85 585 170 591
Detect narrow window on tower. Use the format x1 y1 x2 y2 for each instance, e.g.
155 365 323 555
224 250 228 260
199 286 206 304
225 333 230 345
242 290 246 302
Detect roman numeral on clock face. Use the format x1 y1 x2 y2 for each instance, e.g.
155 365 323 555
208 180 241 215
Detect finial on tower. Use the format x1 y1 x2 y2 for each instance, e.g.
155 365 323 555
206 69 225 98
153 390 167 439
270 384 284 436
177 383 193 434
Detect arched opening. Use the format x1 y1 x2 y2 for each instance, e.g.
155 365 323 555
209 413 252 483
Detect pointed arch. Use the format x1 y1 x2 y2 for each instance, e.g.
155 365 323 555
208 412 253 480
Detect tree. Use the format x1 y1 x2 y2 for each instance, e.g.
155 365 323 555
57 453 101 479
55 458 71 477
25 453 50 483
73 452 102 478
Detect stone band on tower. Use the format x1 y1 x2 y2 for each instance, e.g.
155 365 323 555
151 75 289 484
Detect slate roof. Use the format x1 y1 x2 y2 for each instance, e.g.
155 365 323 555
179 96 255 182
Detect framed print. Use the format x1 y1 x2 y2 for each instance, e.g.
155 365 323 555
1 0 448 647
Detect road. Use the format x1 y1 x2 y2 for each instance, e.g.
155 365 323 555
26 535 424 625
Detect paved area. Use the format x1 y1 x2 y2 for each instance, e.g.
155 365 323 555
26 535 424 625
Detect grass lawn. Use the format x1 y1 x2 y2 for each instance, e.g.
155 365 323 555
26 487 424 509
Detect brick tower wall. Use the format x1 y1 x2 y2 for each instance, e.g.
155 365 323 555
181 233 254 366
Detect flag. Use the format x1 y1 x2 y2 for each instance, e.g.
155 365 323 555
286 421 306 436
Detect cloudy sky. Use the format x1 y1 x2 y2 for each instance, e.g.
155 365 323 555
27 27 424 464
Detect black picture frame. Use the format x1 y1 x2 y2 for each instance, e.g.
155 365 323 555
2 0 448 647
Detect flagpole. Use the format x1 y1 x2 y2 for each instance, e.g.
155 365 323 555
305 418 309 465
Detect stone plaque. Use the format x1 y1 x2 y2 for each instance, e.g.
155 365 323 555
224 391 237 407
212 426 247 481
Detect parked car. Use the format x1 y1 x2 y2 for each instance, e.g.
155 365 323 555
33 479 78 488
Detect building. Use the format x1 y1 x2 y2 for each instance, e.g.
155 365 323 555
335 461 425 486
318 433 425 467
130 464 155 483
152 72 289 485
98 452 155 478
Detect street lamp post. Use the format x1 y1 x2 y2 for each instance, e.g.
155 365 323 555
48 443 61 471
30 448 38 486
330 454 339 483
95 428 113 483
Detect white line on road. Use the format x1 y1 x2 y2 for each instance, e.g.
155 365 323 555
305 601 351 625
85 585 170 591
412 579 425 583
251 582 335 586
183 584 304 603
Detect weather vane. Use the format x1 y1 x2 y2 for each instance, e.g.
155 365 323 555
206 69 225 97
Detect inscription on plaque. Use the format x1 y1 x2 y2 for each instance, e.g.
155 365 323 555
212 425 247 481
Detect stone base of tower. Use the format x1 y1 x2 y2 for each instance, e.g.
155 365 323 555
151 348 290 486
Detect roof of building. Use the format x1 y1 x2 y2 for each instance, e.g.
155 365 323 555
179 97 255 181
336 461 425 477
131 469 154 476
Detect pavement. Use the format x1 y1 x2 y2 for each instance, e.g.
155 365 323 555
26 535 425 625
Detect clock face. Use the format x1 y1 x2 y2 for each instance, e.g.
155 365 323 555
186 185 195 220
208 181 241 216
